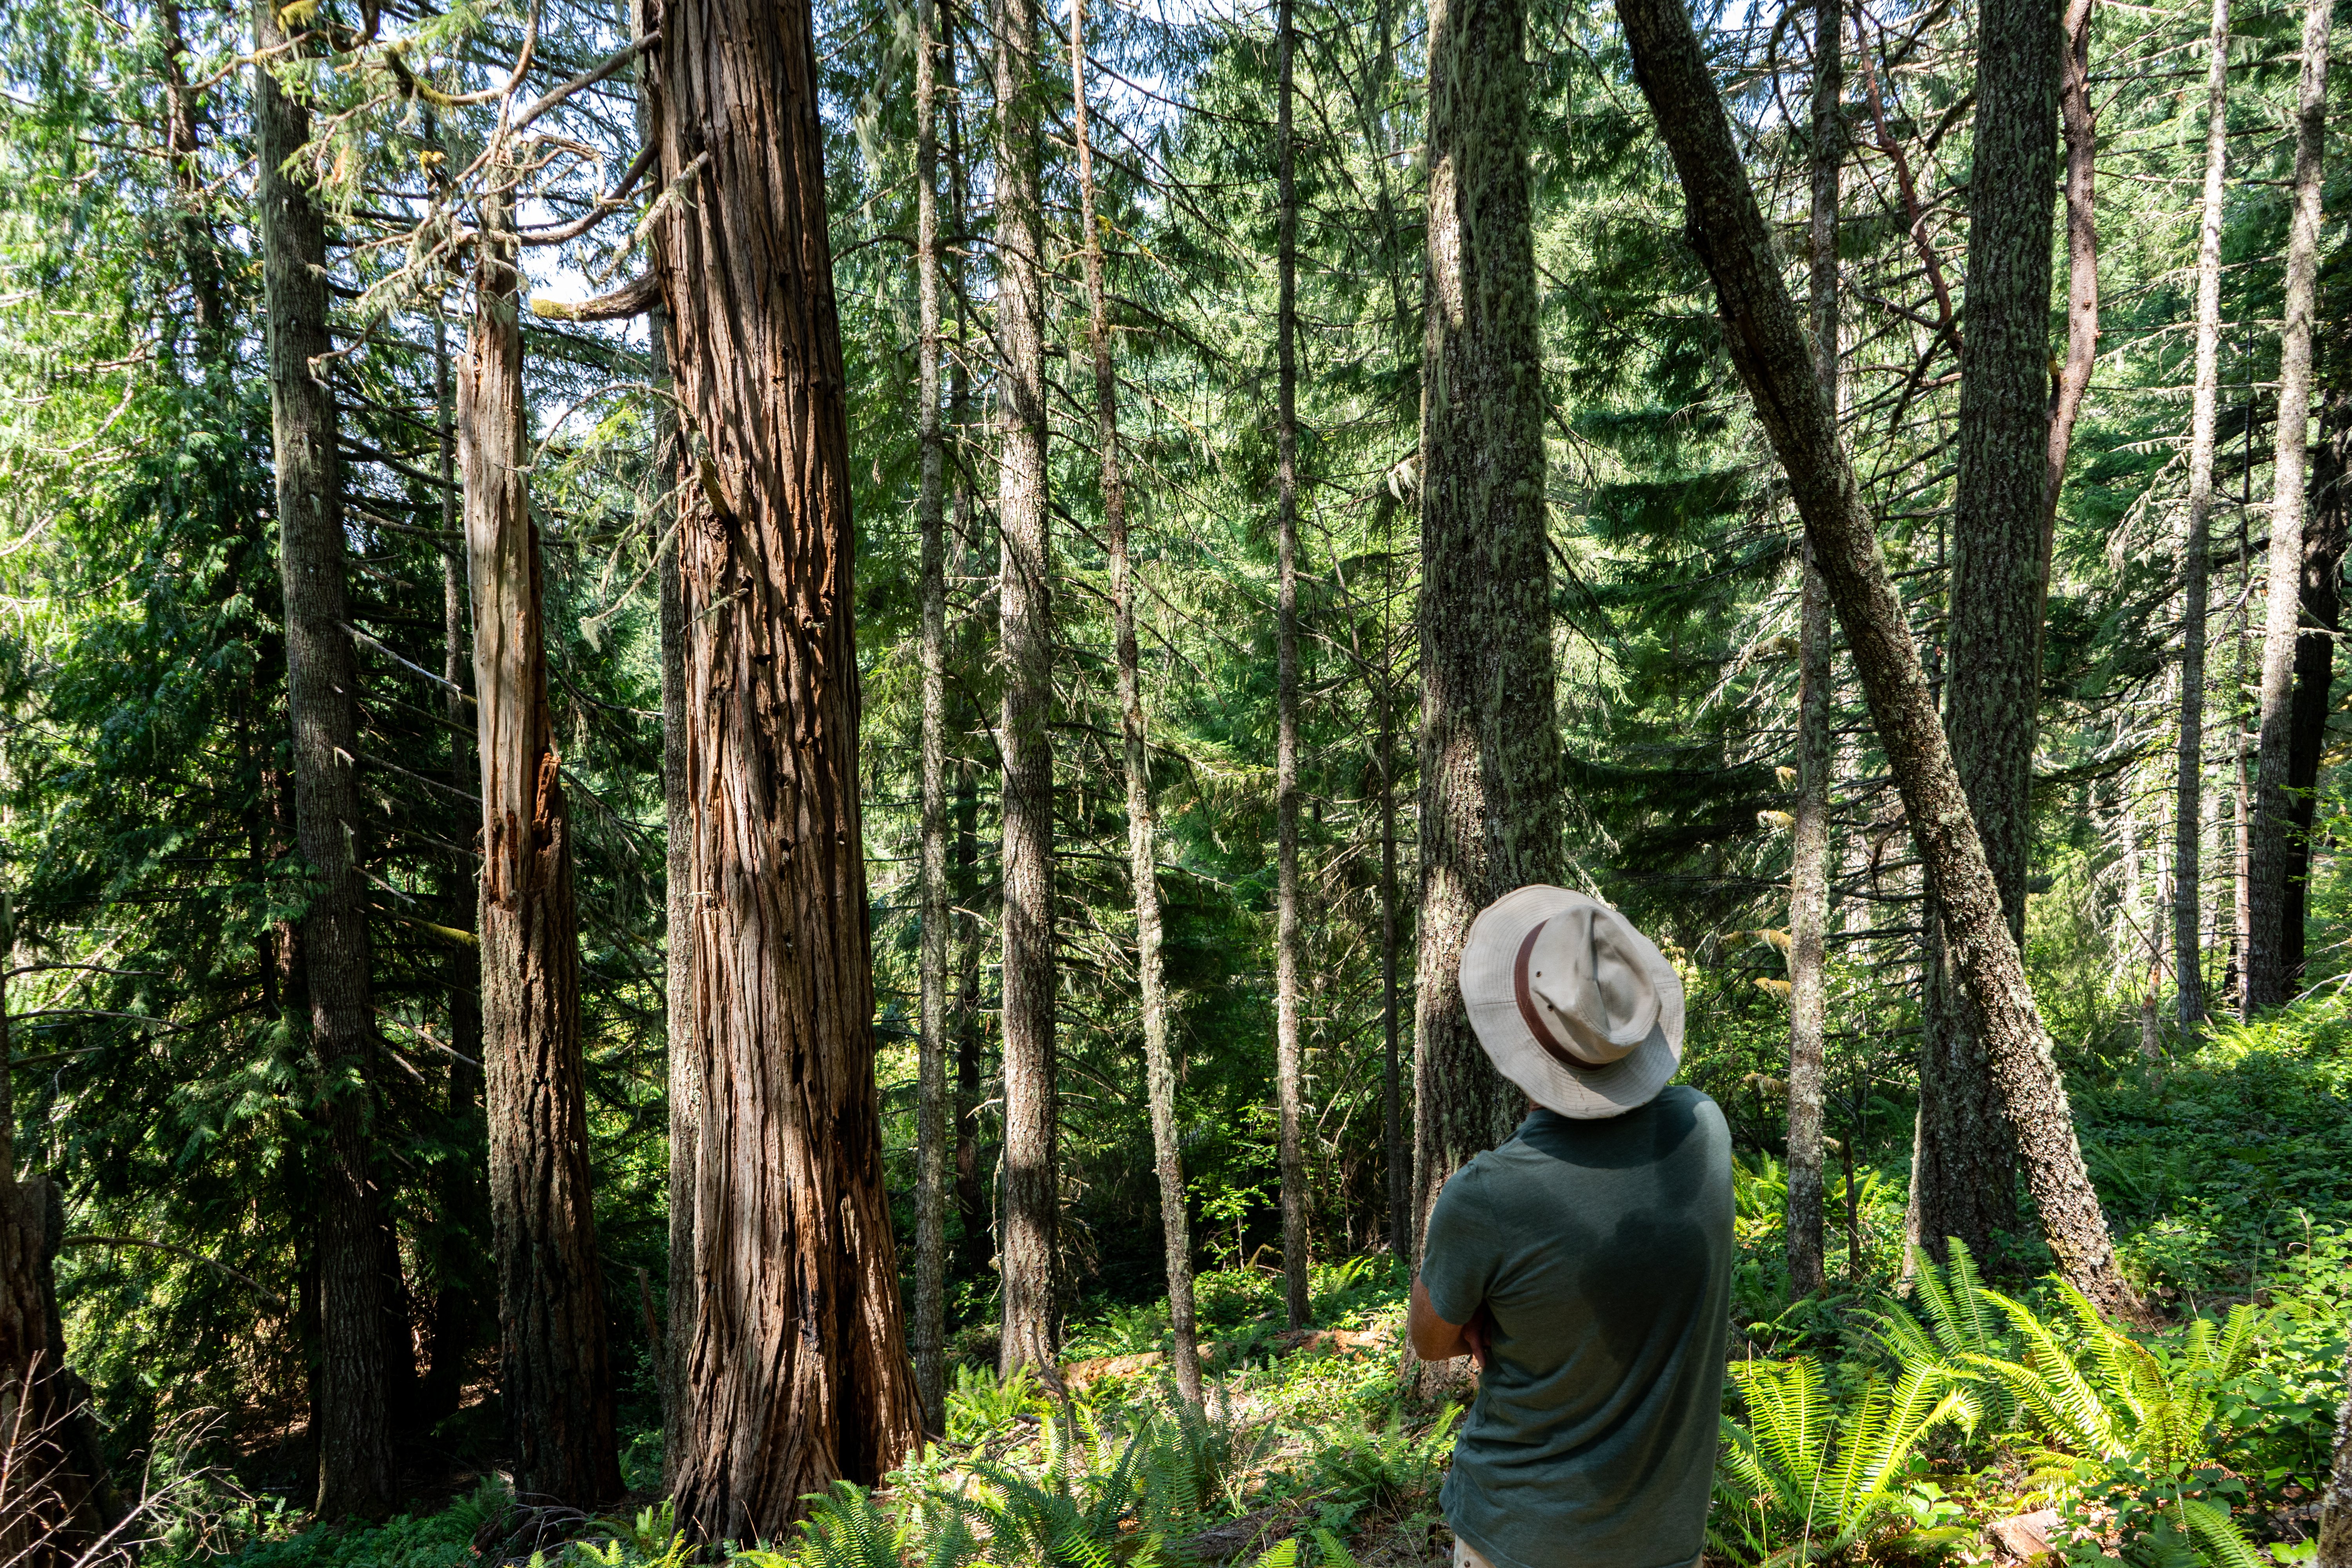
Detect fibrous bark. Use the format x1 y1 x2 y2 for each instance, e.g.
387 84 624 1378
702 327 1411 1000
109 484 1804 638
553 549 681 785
2246 0 2333 1010
1411 0 1565 1245
2177 0 2229 1031
645 0 924 1535
1070 0 1202 1405
461 202 620 1508
0 959 124 1568
1785 0 1838 1302
251 0 396 1515
1273 0 1311 1334
993 0 1058 1377
1612 0 2143 1319
1915 0 2061 1264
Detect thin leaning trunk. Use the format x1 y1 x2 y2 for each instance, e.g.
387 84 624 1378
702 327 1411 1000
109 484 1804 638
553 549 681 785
912 0 950 1435
1784 0 1837 1303
2247 0 2334 1009
1915 0 2061 1265
1612 0 2143 1320
994 0 1058 1377
1272 0 1311 1334
460 201 620 1509
647 0 924 1534
1411 0 1565 1249
2177 0 2228 1031
1069 0 1201 1404
251 0 395 1516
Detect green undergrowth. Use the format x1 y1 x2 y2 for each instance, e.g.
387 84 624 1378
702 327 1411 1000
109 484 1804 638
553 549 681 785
177 1017 2350 1568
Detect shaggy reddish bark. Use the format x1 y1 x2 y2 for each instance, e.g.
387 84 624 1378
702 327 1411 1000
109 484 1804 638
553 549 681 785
645 0 924 1535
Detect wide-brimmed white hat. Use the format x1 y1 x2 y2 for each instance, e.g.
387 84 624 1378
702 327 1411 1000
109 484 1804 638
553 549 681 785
1459 885 1684 1120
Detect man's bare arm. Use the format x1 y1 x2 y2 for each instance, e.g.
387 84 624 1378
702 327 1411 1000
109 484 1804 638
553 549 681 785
1409 1279 1468 1361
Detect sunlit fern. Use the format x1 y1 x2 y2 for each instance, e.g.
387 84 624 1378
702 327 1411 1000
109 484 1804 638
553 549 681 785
1960 1282 2269 1568
1866 1238 2011 1436
1711 1355 1974 1567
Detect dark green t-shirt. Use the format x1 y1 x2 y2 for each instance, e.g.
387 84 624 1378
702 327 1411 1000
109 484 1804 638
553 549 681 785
1420 1087 1734 1568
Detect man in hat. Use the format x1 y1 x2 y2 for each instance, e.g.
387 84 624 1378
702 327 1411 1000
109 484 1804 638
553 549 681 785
1408 886 1735 1568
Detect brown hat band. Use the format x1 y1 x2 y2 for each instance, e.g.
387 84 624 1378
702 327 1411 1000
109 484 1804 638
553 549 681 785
1514 922 1599 1071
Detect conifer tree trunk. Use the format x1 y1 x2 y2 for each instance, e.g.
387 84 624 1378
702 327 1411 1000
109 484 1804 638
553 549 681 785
157 0 222 346
912 0 950 1435
251 0 395 1516
2178 0 2229 1031
993 0 1058 1377
2047 0 2099 521
460 201 620 1508
1378 677 1409 1265
1412 0 1564 1244
630 0 695 1478
1915 0 2060 1263
2247 0 2332 1010
1273 0 1311 1334
421 310 488 1427
1069 0 1202 1405
2286 389 2348 980
646 0 924 1533
1613 0 2143 1319
1785 0 1838 1302
653 304 695 1484
0 964 123 1565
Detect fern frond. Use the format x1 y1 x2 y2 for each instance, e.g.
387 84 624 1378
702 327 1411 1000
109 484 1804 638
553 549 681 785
2180 1498 2267 1568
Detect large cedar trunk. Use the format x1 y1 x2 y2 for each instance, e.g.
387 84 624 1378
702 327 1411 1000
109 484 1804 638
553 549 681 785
1410 0 1565 1245
2285 388 2350 979
1613 0 2141 1318
2246 0 2333 1009
644 0 923 1535
460 211 621 1508
251 0 396 1516
1913 0 2060 1262
993 0 1059 1377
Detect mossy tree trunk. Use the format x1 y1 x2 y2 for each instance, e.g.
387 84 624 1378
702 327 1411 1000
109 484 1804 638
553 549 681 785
1411 0 1565 1247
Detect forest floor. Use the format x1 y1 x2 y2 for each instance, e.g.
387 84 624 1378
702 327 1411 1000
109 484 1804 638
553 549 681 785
173 994 2352 1568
